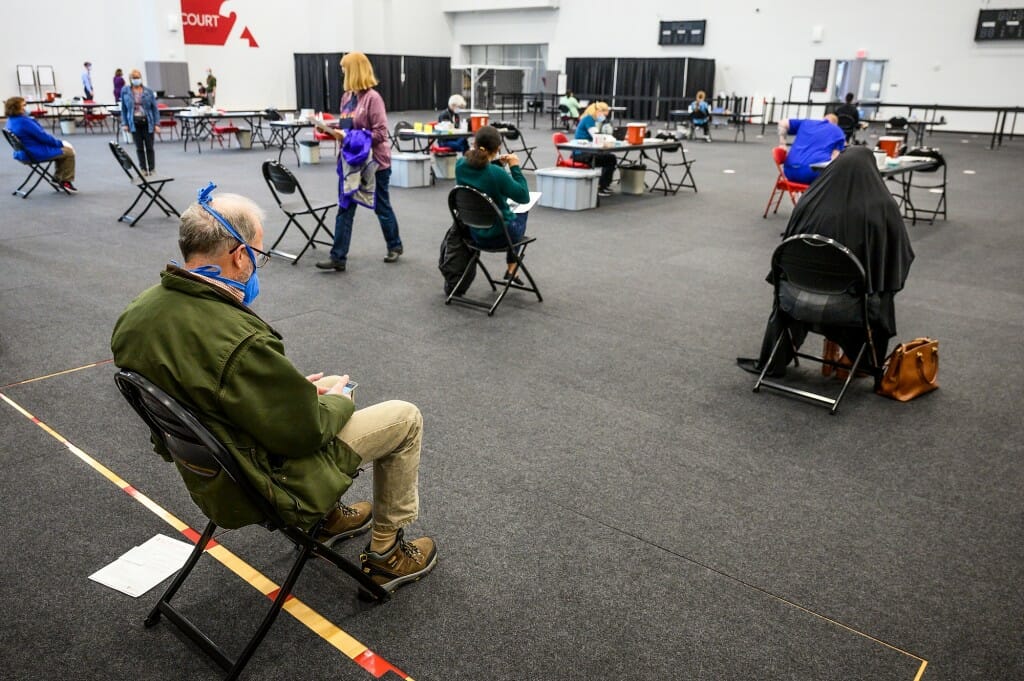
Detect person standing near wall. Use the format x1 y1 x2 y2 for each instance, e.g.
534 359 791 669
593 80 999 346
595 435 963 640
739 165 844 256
120 69 159 175
205 68 217 106
113 68 125 101
316 52 404 272
81 62 94 100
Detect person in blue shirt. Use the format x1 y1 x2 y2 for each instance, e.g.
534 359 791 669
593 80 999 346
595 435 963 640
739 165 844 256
573 101 615 196
81 61 94 100
777 114 846 185
688 90 712 142
4 96 78 192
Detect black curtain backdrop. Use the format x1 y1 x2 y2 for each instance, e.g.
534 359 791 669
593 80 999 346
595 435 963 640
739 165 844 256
616 58 686 120
685 58 716 101
565 58 615 99
295 53 450 114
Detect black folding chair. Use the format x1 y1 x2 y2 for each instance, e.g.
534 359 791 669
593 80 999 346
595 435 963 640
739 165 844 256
499 123 538 171
108 142 180 226
903 147 947 225
261 160 335 264
446 185 542 316
3 128 68 198
113 369 388 681
391 121 418 153
752 234 881 414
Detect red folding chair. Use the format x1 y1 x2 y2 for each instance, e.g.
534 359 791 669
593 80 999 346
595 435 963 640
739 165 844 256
155 102 178 141
763 146 810 218
210 110 240 149
312 113 339 156
552 132 589 169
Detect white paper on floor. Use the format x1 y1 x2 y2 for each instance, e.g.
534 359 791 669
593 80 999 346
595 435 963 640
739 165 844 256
89 534 194 598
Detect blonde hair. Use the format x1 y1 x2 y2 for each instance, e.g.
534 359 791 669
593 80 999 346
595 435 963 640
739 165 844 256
341 52 379 92
582 101 610 119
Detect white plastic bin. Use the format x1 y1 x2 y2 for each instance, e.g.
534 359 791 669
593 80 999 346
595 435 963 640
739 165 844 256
431 152 457 180
298 140 320 165
535 167 601 210
391 152 432 188
59 120 76 135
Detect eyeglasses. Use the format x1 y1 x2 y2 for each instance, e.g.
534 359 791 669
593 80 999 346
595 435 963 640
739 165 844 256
230 242 271 268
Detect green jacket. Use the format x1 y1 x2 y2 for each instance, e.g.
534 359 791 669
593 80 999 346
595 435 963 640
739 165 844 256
111 267 360 530
454 158 530 239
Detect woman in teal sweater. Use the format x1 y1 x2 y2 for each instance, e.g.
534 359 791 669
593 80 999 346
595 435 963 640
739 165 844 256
454 125 531 282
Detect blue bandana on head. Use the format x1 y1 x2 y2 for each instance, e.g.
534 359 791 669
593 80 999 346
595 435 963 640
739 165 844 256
186 182 260 305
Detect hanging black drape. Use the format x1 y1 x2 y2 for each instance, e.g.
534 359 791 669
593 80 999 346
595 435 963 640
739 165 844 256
616 58 686 120
565 58 615 99
685 59 716 100
401 56 452 111
294 53 337 112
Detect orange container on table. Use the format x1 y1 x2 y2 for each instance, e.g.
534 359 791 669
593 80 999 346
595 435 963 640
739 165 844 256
470 114 489 131
878 136 902 158
626 123 646 144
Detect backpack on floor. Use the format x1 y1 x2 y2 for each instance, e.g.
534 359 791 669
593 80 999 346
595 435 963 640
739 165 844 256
439 222 476 296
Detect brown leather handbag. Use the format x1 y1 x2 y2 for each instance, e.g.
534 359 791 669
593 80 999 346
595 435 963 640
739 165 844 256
876 338 939 401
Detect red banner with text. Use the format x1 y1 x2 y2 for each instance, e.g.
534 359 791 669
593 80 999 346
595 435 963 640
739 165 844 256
181 0 258 47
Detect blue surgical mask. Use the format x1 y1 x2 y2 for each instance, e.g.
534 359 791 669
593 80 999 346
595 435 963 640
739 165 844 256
596 115 606 124
188 182 261 305
131 78 142 86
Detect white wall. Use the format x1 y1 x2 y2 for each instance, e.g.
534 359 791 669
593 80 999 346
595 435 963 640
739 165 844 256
448 0 1024 131
4 0 1021 128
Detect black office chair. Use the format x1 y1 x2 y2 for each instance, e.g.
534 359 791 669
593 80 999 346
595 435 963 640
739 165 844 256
902 147 947 225
885 116 909 140
113 369 388 681
3 128 68 198
108 142 180 226
837 113 860 144
261 160 335 264
752 234 881 414
391 120 417 153
446 186 542 316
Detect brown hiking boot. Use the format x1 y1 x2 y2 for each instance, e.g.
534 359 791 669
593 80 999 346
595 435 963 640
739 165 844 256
317 501 372 543
359 529 437 591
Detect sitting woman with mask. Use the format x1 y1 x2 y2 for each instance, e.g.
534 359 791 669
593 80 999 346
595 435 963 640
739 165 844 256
573 101 616 197
436 94 469 153
454 125 531 283
737 146 915 380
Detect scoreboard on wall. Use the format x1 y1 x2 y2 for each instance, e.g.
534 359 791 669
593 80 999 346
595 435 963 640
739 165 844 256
975 8 1024 41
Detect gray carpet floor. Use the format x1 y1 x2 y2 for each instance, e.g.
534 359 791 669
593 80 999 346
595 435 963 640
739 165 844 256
0 112 1021 681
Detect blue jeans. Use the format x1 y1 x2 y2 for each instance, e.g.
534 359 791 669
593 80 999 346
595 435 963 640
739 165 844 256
471 212 528 264
330 167 402 263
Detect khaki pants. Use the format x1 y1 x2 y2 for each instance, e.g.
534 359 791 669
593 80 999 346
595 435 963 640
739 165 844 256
53 144 76 182
316 376 422 532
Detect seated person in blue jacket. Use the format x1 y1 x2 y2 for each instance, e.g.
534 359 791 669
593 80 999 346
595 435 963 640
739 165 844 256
436 94 469 153
777 113 846 185
688 90 712 142
4 96 78 193
454 125 530 283
573 101 616 197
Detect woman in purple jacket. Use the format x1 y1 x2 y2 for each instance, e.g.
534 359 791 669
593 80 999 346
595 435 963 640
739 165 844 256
316 52 403 272
113 68 125 101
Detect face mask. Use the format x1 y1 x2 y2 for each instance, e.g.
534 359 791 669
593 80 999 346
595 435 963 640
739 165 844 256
131 78 142 86
596 115 606 124
190 182 261 305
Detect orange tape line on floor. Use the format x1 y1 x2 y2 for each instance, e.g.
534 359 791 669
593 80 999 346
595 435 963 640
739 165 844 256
0 390 413 681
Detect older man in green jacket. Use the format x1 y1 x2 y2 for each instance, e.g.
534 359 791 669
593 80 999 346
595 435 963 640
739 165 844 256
111 189 436 592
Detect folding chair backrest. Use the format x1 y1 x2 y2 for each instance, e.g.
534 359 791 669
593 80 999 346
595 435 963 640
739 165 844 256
837 113 857 137
772 145 788 168
772 234 867 327
114 369 274 528
109 141 142 180
4 128 26 155
449 185 505 239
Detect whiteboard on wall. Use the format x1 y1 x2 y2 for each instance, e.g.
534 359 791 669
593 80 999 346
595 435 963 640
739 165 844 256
17 65 35 86
789 75 811 102
37 65 55 87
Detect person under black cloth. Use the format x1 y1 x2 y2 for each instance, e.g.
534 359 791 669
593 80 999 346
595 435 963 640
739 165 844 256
737 146 914 379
